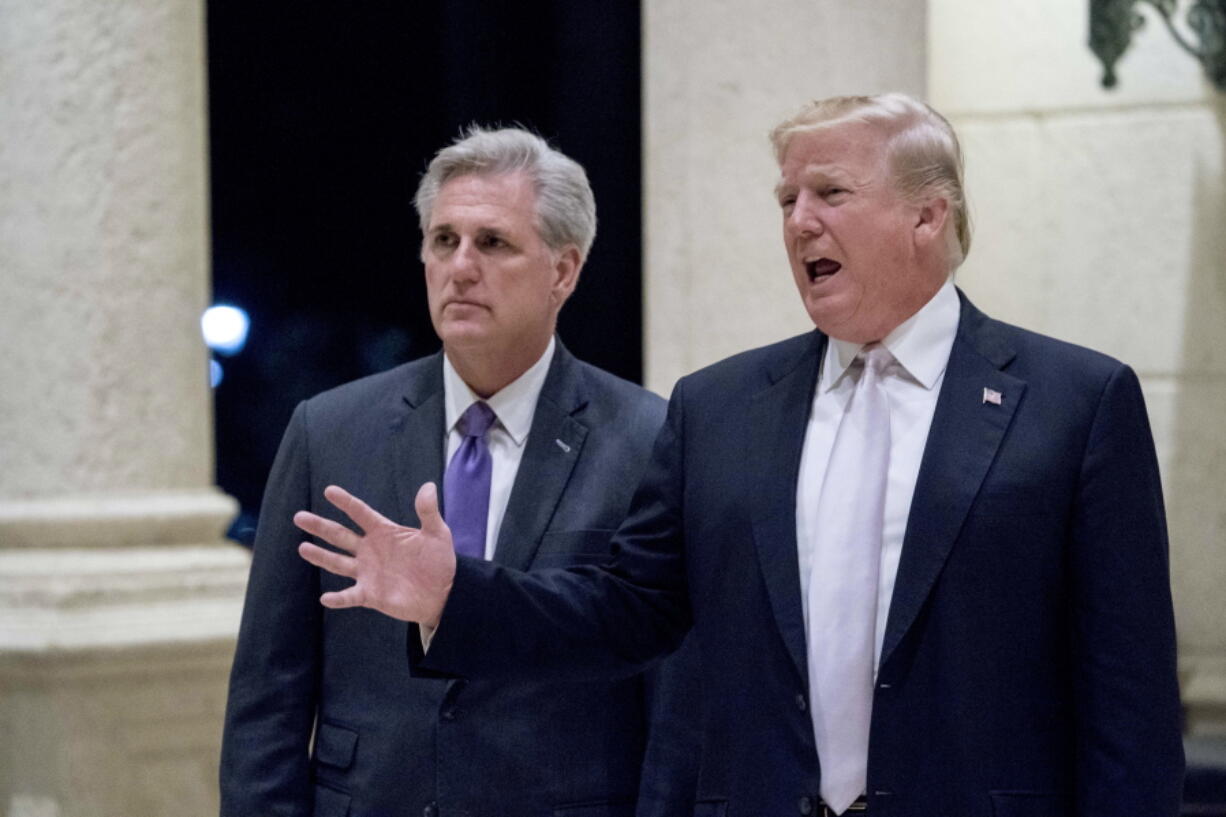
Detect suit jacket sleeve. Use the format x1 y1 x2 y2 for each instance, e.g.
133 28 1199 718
220 402 320 817
636 631 704 817
1070 364 1183 815
416 377 694 684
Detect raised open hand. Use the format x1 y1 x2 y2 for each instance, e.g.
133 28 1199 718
295 482 455 628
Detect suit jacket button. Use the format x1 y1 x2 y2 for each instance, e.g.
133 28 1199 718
423 804 438 817
441 707 457 721
798 795 814 815
795 693 808 712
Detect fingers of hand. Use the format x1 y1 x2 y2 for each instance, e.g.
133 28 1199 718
294 511 362 553
319 585 366 610
325 485 391 532
299 542 358 579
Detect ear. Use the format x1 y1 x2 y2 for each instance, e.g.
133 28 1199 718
550 245 583 308
913 196 950 249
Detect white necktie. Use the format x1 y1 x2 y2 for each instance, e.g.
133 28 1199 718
807 344 892 814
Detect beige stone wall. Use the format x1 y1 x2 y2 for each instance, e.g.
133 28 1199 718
0 0 249 814
930 0 1226 732
0 0 217 498
642 0 929 394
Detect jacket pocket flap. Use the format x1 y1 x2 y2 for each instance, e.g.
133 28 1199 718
990 791 1060 817
691 801 728 817
313 782 351 816
314 722 358 769
553 799 634 817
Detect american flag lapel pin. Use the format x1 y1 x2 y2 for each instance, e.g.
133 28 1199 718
982 387 1003 406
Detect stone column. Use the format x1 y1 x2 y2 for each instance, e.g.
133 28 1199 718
0 1 250 814
930 0 1226 733
642 0 929 394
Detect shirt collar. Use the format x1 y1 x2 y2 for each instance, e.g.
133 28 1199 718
443 336 556 447
820 277 960 392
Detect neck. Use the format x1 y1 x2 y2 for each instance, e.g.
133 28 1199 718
822 273 950 345
445 335 552 398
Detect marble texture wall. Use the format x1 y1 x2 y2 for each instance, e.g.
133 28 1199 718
930 0 1226 733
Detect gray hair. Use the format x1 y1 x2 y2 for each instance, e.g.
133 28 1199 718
770 93 971 268
414 126 597 260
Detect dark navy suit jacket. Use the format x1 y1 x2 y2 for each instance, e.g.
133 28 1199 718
220 342 677 817
419 294 1185 817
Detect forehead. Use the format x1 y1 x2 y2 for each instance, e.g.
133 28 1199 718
777 121 890 185
429 171 538 229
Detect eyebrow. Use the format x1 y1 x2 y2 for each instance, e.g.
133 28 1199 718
428 221 512 234
776 164 862 199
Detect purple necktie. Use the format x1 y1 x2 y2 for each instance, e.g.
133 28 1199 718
443 401 497 559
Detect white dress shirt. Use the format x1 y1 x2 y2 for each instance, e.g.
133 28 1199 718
442 337 556 560
796 279 960 673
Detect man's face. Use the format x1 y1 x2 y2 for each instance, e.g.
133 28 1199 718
777 122 945 343
423 172 577 358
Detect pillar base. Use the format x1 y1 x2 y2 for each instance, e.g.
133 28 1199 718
0 489 249 817
1184 653 1226 736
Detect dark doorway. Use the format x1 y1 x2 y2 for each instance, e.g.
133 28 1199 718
206 2 642 542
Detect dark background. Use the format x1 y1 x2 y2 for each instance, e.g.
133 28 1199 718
206 2 643 543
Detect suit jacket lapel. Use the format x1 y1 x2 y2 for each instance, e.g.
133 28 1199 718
879 293 1026 668
493 342 588 571
392 353 447 528
749 332 824 687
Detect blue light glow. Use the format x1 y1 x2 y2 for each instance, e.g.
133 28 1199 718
202 305 250 356
210 359 224 388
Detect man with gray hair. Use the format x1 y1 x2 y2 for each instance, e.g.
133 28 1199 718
296 95 1184 816
221 126 686 817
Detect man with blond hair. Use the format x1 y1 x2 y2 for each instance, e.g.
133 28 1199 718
296 95 1184 816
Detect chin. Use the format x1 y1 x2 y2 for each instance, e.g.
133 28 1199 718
806 307 867 343
803 296 848 331
439 325 494 349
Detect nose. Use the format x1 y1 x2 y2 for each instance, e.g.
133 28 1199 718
448 239 481 283
786 191 823 237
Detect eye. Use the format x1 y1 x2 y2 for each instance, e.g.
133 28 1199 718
778 194 796 211
821 186 849 201
431 231 458 250
477 233 510 250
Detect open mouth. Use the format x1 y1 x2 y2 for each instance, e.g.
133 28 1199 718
805 258 842 281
